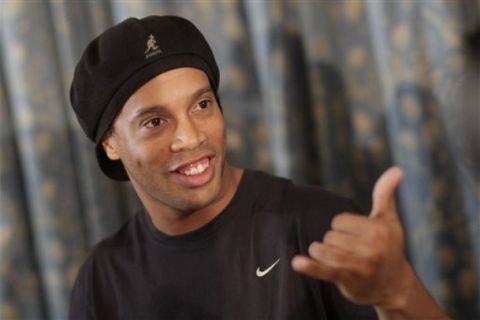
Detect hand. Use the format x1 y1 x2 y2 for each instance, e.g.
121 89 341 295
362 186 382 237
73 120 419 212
292 166 412 308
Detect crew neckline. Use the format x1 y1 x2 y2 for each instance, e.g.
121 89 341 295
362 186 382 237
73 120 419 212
141 169 255 246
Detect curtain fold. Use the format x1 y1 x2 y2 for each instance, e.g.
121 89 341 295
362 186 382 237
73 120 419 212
1 1 478 319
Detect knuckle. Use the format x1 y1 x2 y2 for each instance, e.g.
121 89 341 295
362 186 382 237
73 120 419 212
332 251 353 269
323 231 335 244
308 241 322 258
331 213 349 228
331 216 341 229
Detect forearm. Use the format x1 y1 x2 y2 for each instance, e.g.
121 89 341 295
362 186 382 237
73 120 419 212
375 265 450 320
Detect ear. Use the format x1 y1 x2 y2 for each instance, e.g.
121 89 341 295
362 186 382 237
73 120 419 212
101 131 121 161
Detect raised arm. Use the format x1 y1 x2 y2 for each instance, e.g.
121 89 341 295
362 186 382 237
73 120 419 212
292 167 449 320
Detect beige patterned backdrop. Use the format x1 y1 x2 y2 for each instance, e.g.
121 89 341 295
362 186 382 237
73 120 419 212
1 1 479 319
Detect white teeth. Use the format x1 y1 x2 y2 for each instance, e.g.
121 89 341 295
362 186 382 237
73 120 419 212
179 159 209 176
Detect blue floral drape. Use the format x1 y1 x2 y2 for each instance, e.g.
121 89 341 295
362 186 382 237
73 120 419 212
1 1 479 319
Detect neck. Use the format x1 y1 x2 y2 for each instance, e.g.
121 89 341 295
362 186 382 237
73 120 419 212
143 164 243 236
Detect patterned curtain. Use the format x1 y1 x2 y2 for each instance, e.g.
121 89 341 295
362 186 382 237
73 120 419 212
1 1 478 319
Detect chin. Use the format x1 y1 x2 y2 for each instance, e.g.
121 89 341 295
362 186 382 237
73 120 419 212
171 195 216 215
190 190 220 211
181 184 221 211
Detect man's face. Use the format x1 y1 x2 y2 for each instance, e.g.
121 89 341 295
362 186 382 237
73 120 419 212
102 68 227 214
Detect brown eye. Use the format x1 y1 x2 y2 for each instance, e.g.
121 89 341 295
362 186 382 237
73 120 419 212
144 117 164 128
197 99 209 109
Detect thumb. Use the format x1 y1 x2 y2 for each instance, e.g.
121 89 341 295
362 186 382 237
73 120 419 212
370 166 404 219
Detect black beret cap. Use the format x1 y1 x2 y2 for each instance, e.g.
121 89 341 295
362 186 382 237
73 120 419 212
70 15 220 180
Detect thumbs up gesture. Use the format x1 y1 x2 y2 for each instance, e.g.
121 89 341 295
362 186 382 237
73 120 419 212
292 167 448 319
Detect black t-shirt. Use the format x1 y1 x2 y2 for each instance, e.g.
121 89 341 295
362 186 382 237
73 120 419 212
70 170 378 319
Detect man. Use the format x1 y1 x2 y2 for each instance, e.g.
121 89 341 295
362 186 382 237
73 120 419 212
69 15 448 319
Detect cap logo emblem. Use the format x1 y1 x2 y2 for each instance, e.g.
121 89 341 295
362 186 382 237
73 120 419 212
144 34 162 59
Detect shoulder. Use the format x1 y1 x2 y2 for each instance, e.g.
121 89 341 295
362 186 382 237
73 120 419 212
245 169 359 216
285 182 360 216
286 181 362 246
242 169 291 211
78 211 145 272
70 215 142 318
96 210 146 249
245 170 363 247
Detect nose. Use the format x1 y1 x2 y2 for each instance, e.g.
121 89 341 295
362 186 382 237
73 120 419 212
170 116 206 152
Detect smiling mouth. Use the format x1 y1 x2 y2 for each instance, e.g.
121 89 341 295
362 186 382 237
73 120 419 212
176 157 211 176
170 156 216 188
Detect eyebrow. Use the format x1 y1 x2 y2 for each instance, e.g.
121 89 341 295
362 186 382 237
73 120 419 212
130 85 213 123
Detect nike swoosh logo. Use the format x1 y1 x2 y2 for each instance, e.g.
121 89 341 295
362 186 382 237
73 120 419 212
256 258 280 277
